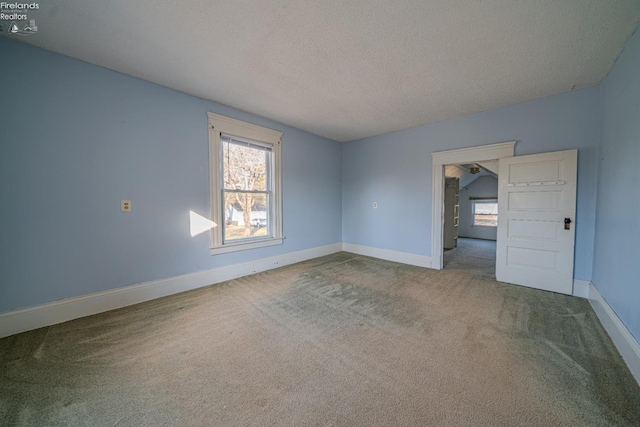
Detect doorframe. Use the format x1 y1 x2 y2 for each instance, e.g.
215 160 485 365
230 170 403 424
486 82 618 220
430 141 516 269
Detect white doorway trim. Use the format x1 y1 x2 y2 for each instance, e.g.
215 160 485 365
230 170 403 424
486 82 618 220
431 141 516 269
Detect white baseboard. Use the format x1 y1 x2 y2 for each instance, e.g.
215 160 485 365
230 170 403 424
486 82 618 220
588 283 640 385
0 243 342 339
342 242 431 268
572 279 590 298
430 254 443 270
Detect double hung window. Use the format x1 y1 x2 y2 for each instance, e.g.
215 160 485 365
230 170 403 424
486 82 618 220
208 113 283 254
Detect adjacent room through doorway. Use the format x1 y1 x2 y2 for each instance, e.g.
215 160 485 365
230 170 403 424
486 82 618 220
443 163 498 278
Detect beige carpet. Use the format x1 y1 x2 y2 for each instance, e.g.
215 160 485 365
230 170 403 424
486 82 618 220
1 252 639 426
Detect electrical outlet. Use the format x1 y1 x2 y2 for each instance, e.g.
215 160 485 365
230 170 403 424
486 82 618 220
121 200 132 213
373 202 378 209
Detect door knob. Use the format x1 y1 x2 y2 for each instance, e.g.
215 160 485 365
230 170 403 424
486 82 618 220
564 218 572 230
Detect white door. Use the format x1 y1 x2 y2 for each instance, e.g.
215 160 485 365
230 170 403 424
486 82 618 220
443 178 459 249
496 150 577 295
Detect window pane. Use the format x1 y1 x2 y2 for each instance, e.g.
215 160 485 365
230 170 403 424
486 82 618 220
474 202 498 226
222 136 269 191
474 202 498 215
223 191 269 242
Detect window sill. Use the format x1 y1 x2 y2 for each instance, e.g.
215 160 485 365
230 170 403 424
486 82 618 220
210 237 284 255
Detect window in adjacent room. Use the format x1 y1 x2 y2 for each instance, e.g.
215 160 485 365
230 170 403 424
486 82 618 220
472 200 498 227
208 112 283 254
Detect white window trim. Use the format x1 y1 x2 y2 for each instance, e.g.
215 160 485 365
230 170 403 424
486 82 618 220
471 199 498 227
207 112 284 255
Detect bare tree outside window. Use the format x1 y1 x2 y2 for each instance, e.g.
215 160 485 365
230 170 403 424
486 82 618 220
222 135 271 242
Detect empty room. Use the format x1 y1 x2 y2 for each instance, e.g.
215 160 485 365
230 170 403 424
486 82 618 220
1 1 640 425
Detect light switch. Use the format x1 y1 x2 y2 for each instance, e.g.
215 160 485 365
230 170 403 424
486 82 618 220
121 200 132 213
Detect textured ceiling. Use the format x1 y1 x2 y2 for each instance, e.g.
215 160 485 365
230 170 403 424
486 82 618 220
9 0 640 142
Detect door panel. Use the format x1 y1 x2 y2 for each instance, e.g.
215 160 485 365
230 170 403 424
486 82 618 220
508 191 562 211
508 220 558 241
496 150 577 295
507 247 557 269
509 160 562 183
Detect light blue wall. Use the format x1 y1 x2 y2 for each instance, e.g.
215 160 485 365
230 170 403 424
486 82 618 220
342 86 602 281
593 28 640 341
0 38 342 313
